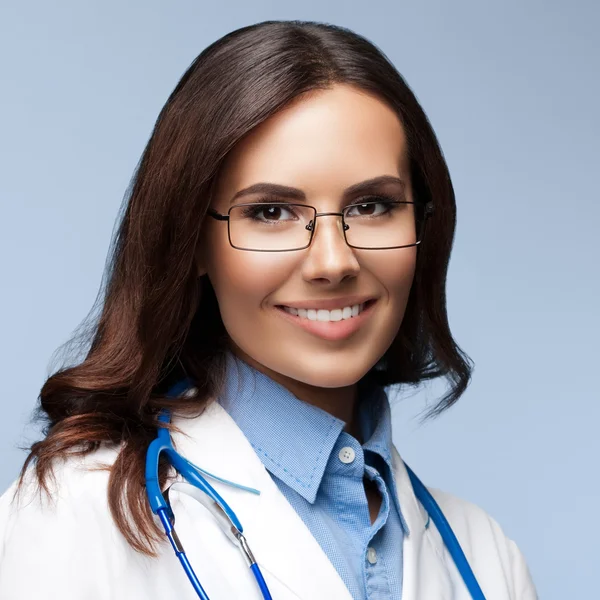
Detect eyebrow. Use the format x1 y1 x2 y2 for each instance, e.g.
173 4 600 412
229 175 406 204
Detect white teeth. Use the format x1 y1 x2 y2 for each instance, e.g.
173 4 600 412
329 309 343 322
283 303 365 322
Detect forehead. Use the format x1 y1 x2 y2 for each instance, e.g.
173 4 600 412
214 84 409 202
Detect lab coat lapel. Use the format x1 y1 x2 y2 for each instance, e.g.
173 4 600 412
391 446 454 600
171 400 353 600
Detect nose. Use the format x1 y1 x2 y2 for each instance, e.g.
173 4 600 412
301 213 360 285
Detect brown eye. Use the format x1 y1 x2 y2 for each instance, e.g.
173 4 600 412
355 203 377 216
237 203 298 223
345 199 397 219
262 206 283 220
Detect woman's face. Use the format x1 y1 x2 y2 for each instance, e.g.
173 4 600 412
199 83 416 392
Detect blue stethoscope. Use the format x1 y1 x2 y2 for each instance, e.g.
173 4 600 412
145 380 487 600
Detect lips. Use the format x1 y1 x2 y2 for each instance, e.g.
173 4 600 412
274 299 377 342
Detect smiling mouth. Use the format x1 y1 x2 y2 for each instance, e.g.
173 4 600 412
275 299 376 323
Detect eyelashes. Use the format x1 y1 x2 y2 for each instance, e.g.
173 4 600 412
244 192 405 207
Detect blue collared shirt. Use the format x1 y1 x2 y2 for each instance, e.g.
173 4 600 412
217 352 407 599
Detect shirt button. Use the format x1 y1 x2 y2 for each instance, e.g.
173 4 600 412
367 547 378 564
338 446 355 464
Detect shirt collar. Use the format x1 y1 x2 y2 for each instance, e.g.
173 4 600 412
217 352 344 504
217 352 402 522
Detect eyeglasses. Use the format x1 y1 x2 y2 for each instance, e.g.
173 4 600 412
207 199 434 252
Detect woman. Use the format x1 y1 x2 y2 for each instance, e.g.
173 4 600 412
0 19 537 600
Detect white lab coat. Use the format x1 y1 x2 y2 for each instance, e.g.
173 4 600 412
0 400 538 599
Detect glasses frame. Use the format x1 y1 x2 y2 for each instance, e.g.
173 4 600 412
207 200 435 252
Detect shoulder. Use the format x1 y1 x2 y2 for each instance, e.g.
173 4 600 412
427 486 538 599
0 444 138 599
0 442 120 518
428 486 510 539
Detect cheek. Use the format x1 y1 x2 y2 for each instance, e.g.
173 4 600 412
389 250 417 333
363 247 416 310
357 247 417 359
392 248 417 305
363 248 417 363
206 239 298 327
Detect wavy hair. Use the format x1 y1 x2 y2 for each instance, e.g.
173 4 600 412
18 19 472 556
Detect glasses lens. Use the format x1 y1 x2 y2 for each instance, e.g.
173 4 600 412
229 203 315 251
343 201 418 248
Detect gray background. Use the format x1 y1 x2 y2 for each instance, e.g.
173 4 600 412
1 1 598 598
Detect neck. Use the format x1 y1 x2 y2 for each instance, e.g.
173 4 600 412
229 347 361 438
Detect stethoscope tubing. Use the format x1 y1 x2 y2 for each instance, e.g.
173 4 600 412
157 506 211 600
405 464 487 600
145 379 273 600
146 380 485 600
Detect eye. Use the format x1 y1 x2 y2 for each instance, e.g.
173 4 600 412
344 197 400 218
239 203 298 222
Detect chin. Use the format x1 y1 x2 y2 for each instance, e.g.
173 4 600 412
231 334 391 390
277 352 381 389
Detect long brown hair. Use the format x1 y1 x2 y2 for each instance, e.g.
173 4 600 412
19 19 472 556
